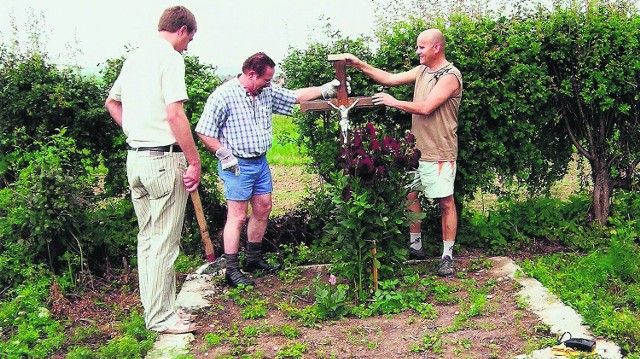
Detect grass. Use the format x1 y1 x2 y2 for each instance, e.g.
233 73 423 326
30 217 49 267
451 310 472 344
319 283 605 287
519 235 640 356
267 115 310 166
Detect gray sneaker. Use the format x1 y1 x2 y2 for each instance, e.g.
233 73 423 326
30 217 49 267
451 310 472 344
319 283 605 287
436 255 455 277
408 247 427 260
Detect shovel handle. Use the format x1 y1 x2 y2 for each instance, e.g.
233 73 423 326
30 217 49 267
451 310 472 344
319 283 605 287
190 190 215 262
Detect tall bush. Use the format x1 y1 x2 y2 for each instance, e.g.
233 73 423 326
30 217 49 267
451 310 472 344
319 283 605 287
281 14 573 209
0 53 111 187
0 130 98 284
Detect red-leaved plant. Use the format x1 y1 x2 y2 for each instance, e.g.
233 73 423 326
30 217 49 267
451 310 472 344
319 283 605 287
322 122 422 301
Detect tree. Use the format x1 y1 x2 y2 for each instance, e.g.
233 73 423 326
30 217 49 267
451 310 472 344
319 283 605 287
539 0 640 224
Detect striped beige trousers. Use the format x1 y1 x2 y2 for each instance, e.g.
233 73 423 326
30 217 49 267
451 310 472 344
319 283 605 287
126 150 188 332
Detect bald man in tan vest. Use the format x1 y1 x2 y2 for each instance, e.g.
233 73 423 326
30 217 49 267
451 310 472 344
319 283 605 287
344 29 463 277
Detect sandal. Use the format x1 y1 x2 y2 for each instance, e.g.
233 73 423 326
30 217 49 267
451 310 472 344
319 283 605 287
160 319 200 335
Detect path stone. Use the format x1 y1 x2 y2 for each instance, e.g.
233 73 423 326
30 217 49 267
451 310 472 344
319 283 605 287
146 333 195 359
491 256 622 359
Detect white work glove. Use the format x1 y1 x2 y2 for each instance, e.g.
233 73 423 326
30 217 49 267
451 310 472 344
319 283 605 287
215 147 239 175
320 77 351 99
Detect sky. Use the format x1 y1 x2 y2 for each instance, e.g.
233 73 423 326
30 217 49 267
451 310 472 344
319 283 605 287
0 0 378 76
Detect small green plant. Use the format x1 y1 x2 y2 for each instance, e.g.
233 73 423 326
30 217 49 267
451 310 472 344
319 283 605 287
174 253 200 273
433 283 459 305
515 295 529 310
275 342 308 358
453 338 472 355
277 302 319 327
242 325 261 337
468 257 494 272
270 324 300 339
204 332 224 347
278 267 303 283
241 300 269 319
314 275 350 320
410 331 444 354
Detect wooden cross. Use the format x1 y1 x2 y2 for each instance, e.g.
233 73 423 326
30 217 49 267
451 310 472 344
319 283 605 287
300 54 378 145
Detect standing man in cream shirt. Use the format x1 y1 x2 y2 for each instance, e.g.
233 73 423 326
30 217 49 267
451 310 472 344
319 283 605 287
105 5 201 334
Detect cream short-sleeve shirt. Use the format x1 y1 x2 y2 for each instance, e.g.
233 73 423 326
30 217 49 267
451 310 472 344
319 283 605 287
109 37 188 147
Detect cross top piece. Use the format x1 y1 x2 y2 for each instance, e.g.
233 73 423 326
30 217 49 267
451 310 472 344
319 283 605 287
300 54 377 113
299 54 378 145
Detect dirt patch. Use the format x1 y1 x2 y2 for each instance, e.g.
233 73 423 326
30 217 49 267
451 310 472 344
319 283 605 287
185 256 551 358
48 166 559 357
270 164 322 216
49 273 142 358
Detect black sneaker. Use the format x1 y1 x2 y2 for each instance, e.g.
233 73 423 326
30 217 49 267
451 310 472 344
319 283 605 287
409 248 427 260
225 270 255 287
436 255 455 277
244 259 281 273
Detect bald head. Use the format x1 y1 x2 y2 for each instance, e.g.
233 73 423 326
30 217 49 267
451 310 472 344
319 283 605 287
418 29 445 48
415 28 447 67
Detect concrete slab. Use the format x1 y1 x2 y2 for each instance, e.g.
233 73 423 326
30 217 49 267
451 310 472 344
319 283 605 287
176 273 217 310
145 273 217 359
146 333 194 359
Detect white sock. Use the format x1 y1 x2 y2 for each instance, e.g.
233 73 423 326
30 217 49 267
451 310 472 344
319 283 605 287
409 232 422 250
442 241 454 259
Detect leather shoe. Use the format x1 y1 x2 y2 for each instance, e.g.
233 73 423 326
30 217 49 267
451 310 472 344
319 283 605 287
244 258 281 273
225 270 255 287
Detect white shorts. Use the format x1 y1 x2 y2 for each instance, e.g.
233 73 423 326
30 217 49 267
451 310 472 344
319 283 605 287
410 161 456 198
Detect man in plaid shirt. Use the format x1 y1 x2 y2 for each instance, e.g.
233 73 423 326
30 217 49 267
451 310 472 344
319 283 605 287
196 52 343 287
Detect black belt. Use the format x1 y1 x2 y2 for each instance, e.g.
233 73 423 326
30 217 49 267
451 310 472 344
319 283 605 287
128 144 182 152
237 154 265 160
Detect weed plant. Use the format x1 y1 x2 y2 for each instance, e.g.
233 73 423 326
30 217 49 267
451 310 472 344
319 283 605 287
0 275 65 358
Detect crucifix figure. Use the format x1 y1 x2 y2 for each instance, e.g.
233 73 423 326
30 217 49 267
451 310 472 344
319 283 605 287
300 54 378 145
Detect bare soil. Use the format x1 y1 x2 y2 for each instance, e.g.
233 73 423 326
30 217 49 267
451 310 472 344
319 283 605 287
184 254 550 359
49 254 553 358
49 165 560 358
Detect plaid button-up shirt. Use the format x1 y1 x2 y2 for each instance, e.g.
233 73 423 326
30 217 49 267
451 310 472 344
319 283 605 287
196 78 297 158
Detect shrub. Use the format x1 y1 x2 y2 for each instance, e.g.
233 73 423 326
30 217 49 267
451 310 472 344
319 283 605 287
459 194 606 254
0 129 96 282
321 123 422 300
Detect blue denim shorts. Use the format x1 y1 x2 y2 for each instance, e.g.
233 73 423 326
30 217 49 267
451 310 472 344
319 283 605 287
218 156 272 201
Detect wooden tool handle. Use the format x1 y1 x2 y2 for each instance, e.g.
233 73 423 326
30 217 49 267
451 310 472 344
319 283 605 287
190 190 215 262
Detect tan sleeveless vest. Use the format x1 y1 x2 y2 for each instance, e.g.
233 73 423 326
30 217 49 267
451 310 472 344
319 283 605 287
411 64 463 161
